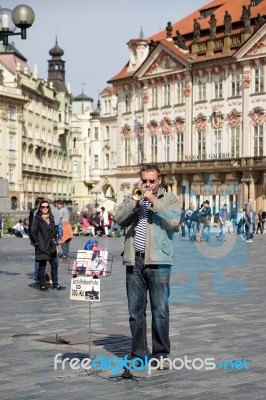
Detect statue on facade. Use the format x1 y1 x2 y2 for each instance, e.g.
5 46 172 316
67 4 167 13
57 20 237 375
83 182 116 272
254 13 265 32
193 19 201 42
175 30 188 50
224 10 232 35
166 22 173 39
209 14 217 39
241 5 251 32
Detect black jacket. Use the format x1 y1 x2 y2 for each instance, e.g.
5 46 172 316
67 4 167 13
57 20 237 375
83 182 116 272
31 214 57 261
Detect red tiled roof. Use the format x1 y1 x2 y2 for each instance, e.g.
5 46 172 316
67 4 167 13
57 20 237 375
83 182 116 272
108 0 266 84
151 0 266 41
0 54 29 75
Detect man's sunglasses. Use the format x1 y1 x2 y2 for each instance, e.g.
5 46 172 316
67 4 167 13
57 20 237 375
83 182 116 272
41 205 49 209
141 179 157 184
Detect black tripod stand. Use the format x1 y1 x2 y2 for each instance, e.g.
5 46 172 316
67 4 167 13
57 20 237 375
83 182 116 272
109 367 145 382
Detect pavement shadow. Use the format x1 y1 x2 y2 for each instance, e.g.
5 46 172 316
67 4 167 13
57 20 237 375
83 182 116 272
0 269 20 276
93 334 131 357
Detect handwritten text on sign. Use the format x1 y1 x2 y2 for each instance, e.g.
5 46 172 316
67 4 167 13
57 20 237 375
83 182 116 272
70 277 100 302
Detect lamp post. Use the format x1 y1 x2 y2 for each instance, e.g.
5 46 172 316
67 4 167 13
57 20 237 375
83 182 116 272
0 4 35 46
91 188 101 212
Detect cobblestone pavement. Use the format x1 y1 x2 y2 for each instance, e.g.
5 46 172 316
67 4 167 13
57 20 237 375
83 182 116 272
0 232 265 400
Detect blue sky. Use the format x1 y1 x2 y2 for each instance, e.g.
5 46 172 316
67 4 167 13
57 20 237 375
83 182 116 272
3 0 207 103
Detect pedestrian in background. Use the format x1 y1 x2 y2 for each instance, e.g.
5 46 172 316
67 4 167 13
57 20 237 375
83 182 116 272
56 199 73 259
31 200 65 291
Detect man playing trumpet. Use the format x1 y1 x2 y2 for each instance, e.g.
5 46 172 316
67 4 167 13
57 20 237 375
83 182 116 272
114 164 180 369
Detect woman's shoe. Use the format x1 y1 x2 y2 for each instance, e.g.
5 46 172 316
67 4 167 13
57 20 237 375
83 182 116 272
52 285 66 290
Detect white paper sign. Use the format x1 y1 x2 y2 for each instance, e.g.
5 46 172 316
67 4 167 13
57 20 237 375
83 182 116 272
70 277 100 301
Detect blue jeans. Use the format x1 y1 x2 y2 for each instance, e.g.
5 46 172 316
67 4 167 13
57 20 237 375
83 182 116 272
38 256 59 287
34 261 39 279
188 221 196 240
203 226 210 242
61 240 70 256
126 256 171 359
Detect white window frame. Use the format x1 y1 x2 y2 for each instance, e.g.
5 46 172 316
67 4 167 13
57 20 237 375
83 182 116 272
231 73 241 97
254 68 264 93
214 74 223 99
124 139 131 165
163 84 171 107
151 87 158 108
230 127 240 157
214 129 222 156
176 132 184 161
163 134 170 161
254 125 263 156
198 131 206 159
151 136 158 162
176 81 184 104
198 78 206 101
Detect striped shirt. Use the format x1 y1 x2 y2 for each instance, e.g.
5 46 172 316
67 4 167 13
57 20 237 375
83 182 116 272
134 198 151 252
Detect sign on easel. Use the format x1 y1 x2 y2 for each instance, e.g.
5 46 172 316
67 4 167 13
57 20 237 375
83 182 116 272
72 248 108 276
70 276 100 302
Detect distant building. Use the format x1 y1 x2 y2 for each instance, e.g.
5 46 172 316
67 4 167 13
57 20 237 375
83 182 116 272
99 0 266 212
0 40 73 210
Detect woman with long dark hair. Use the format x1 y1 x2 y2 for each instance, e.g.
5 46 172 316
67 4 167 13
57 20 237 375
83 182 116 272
31 200 65 291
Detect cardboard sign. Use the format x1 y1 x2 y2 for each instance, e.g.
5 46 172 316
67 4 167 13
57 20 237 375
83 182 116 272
70 277 100 301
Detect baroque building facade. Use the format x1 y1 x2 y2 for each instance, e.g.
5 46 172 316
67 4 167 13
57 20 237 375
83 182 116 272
97 0 266 213
0 40 72 210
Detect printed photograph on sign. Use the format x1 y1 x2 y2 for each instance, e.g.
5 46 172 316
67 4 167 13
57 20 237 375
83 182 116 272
72 260 88 276
86 248 108 277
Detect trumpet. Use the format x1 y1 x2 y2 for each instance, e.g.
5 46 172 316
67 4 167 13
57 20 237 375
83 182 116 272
132 188 144 201
132 188 153 200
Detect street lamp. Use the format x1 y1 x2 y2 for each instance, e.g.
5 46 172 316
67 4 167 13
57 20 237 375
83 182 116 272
0 4 35 46
91 188 101 211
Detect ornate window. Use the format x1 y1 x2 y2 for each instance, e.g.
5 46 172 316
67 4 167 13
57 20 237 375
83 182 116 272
151 136 158 162
163 134 170 161
254 68 264 93
163 84 171 107
230 127 240 157
136 89 143 111
94 127 99 140
124 139 131 165
198 78 206 101
125 92 132 113
231 73 241 97
176 132 184 161
254 125 263 156
198 131 206 159
176 81 184 104
151 86 158 108
214 129 222 156
9 133 16 150
214 74 223 98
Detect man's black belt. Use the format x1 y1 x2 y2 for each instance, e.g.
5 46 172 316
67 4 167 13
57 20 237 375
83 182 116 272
135 251 145 258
